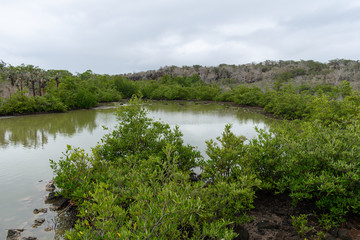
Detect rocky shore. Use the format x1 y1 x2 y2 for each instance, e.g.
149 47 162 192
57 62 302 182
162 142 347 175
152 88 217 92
6 181 76 240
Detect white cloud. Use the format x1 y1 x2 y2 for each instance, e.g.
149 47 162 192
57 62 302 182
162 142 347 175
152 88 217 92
0 0 359 73
214 21 277 37
176 40 220 56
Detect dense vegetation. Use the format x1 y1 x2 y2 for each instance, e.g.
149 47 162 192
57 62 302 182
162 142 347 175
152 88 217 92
51 91 360 239
1 59 360 118
0 62 124 115
2 59 360 238
50 97 259 239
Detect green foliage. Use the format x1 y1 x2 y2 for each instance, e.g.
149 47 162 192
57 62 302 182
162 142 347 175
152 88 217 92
139 76 220 101
308 91 360 125
34 95 67 112
192 85 221 101
1 68 122 115
263 88 311 119
54 76 98 109
247 119 360 223
274 68 306 83
291 214 314 238
311 83 339 97
217 85 263 106
0 89 67 115
114 76 139 98
78 70 94 81
5 60 360 235
74 88 98 109
243 127 284 189
318 214 337 232
200 124 260 223
159 74 201 87
96 97 200 171
50 146 94 202
202 124 247 180
0 90 36 114
306 60 327 74
338 80 352 97
50 97 259 239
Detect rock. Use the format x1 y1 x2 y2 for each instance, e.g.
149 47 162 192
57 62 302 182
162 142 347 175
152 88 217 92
32 218 45 228
6 229 24 240
49 206 59 211
337 229 352 240
281 219 292 227
22 237 37 240
52 198 70 209
257 220 280 233
233 225 249 240
44 227 52 232
325 233 337 240
45 192 61 203
33 208 47 214
275 231 287 240
329 229 339 237
288 236 301 240
45 182 55 192
189 172 201 182
274 208 288 216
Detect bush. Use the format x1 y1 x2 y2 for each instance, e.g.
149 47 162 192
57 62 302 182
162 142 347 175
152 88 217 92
114 77 139 98
263 89 311 119
73 88 98 109
50 97 258 239
231 85 263 106
0 90 36 115
193 85 221 101
246 119 360 223
95 97 200 171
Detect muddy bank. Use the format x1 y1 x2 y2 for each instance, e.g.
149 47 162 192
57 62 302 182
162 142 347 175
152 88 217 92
243 191 360 240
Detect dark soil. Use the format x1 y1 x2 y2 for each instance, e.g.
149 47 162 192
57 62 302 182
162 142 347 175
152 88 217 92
242 190 360 240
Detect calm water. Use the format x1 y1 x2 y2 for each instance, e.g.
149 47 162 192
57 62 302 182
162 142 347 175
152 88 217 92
0 101 273 239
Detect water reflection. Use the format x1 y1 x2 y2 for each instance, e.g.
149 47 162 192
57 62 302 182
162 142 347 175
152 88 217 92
146 101 272 125
146 101 274 157
0 110 99 149
0 102 273 150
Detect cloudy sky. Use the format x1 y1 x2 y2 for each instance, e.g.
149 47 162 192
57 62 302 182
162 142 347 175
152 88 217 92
0 0 359 74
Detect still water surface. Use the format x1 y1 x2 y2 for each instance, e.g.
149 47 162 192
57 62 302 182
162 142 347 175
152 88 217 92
0 101 272 239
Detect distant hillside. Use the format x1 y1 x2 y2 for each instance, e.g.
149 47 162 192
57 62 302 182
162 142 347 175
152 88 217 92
2 59 360 99
121 59 360 90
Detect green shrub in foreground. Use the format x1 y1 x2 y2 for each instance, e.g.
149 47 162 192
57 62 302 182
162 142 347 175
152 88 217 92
246 118 360 224
50 98 258 239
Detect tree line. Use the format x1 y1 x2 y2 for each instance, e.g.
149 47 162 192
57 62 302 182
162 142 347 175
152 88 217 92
1 60 358 121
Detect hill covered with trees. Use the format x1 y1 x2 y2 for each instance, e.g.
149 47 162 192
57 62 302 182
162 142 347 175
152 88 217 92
122 59 360 90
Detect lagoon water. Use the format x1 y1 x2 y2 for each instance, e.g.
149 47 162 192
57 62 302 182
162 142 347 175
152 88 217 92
0 101 272 239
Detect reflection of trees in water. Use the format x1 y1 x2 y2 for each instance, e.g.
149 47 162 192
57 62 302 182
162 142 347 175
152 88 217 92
146 101 274 125
0 103 273 149
0 109 98 149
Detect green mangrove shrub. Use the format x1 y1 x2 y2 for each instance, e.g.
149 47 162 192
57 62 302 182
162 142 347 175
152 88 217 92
50 98 258 239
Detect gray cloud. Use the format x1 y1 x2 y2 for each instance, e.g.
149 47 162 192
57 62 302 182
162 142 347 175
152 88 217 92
0 0 359 74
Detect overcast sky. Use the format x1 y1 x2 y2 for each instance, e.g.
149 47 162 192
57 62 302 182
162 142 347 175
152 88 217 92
0 0 359 74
